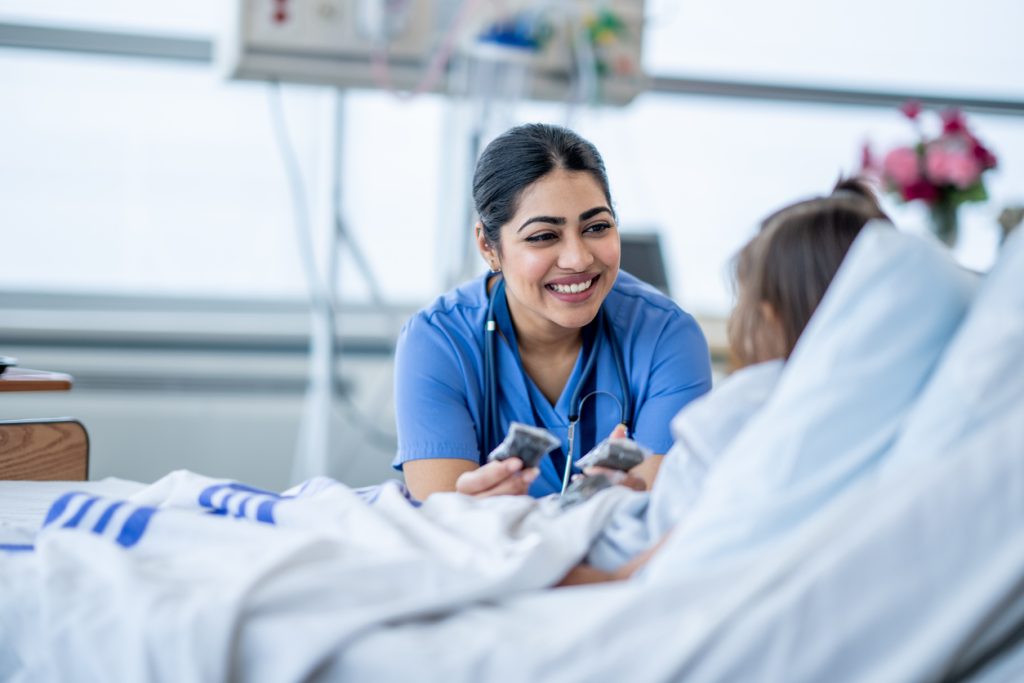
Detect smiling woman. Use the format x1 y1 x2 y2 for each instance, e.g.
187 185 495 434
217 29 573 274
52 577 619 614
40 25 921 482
393 123 713 500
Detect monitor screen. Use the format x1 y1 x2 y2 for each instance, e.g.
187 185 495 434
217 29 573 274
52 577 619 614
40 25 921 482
619 232 671 297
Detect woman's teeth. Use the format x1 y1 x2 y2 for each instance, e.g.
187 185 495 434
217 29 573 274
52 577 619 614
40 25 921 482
549 278 594 294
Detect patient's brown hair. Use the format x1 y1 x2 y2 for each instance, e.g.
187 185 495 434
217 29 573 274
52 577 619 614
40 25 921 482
728 177 891 368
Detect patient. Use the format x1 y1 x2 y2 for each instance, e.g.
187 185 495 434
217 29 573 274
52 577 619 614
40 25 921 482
560 177 891 585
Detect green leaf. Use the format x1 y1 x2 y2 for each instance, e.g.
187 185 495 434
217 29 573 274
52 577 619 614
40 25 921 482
949 182 989 205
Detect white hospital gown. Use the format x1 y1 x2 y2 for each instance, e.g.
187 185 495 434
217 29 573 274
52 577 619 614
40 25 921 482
646 359 784 541
586 360 784 571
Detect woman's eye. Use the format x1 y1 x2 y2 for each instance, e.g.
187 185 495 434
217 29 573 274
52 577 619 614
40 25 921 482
585 222 613 234
525 232 556 243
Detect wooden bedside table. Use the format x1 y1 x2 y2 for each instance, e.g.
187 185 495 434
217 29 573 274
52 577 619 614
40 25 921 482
0 366 88 481
0 367 73 393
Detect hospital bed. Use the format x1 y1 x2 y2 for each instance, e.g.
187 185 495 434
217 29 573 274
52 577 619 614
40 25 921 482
1 225 1022 682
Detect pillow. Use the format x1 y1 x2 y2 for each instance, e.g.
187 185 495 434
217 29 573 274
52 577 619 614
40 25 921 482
882 226 1024 474
658 224 977 568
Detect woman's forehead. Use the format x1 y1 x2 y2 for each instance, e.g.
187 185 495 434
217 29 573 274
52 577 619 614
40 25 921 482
512 170 609 218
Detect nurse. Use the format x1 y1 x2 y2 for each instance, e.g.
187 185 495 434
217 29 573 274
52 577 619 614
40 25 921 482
393 123 712 499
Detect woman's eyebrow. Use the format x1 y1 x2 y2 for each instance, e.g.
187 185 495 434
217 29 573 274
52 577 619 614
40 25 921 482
579 206 612 221
518 215 566 231
518 206 613 232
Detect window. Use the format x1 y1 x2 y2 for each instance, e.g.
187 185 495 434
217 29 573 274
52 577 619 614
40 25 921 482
2 3 1023 316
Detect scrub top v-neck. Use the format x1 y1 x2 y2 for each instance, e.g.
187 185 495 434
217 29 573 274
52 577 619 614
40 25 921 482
487 281 604 489
393 270 713 497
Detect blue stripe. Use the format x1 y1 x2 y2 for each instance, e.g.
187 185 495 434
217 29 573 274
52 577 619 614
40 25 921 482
256 499 277 524
198 482 277 509
62 496 100 529
93 501 126 534
198 484 224 508
115 507 157 548
0 544 34 552
218 492 237 514
235 495 252 518
42 491 82 527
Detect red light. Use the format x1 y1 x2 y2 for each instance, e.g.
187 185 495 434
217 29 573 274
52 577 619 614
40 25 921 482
273 0 288 23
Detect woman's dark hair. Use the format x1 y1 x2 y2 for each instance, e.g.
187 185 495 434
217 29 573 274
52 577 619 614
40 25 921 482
728 177 891 367
472 123 612 250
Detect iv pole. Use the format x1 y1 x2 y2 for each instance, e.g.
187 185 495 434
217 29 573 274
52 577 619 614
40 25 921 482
291 90 343 485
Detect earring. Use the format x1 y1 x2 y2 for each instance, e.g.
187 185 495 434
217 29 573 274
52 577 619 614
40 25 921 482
490 262 501 273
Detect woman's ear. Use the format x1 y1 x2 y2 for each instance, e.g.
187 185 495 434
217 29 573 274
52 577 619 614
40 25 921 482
475 223 500 272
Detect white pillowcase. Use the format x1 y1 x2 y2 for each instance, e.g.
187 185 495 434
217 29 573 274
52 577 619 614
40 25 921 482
660 224 977 568
882 226 1024 475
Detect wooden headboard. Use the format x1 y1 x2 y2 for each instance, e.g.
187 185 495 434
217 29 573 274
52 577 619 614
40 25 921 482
0 419 89 481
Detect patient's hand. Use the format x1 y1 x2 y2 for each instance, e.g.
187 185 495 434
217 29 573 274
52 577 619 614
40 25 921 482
555 533 671 588
455 457 539 497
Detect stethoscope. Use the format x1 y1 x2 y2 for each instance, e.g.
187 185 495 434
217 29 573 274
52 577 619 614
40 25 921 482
482 276 632 493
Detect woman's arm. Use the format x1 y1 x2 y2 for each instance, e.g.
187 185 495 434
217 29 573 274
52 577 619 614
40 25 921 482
404 457 539 500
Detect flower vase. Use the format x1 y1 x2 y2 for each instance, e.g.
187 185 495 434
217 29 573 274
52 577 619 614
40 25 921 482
929 201 959 247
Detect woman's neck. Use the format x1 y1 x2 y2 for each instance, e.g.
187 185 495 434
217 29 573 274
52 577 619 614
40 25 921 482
500 282 583 405
502 289 581 356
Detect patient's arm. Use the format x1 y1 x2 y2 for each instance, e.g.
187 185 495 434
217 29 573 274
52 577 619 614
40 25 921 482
556 534 670 587
630 454 664 489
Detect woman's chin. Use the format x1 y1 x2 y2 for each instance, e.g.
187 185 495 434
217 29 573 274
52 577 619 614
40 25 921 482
548 303 603 330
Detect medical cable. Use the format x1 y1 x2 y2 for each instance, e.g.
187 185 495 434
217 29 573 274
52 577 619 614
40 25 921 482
268 83 400 463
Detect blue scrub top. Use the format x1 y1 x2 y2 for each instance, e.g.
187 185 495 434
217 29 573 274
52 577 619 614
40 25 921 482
392 270 712 497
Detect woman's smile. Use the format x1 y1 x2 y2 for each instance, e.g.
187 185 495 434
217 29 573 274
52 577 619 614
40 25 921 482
546 273 600 301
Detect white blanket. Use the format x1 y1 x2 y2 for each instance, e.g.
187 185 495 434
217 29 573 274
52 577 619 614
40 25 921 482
0 472 634 682
330 408 1024 682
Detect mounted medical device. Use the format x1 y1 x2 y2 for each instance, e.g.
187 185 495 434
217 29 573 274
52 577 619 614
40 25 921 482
221 0 648 104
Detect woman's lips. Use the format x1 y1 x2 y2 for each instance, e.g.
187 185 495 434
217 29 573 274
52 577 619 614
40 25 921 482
545 274 599 302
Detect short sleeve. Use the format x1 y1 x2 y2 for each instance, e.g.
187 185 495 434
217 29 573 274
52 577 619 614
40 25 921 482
630 311 712 454
392 314 482 469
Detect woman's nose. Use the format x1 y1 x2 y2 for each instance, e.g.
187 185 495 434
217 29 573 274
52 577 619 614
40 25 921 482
558 234 595 271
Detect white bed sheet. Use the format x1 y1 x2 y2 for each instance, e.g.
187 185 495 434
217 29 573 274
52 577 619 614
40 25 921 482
0 478 144 545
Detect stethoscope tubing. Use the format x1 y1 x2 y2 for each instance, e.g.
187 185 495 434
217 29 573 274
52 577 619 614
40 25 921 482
481 276 631 467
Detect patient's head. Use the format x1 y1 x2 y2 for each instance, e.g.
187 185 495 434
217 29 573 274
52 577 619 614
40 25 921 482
728 177 890 368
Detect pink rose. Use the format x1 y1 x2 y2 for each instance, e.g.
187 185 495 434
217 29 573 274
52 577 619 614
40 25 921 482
900 100 922 120
883 146 920 188
925 146 982 189
941 108 967 134
901 179 939 203
970 138 998 170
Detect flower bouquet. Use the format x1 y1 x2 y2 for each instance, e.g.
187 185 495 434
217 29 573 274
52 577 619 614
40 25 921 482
863 102 998 246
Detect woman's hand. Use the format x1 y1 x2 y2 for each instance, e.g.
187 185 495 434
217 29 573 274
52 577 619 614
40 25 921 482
580 466 648 491
455 457 539 497
579 423 647 491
